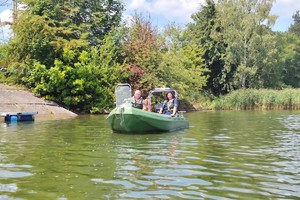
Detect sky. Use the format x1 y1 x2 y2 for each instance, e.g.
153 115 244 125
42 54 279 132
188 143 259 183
0 0 299 40
123 0 299 32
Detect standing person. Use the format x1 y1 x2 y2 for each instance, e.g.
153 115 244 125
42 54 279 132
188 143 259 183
159 92 178 116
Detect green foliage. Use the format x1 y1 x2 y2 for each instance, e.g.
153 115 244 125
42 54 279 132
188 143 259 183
7 0 123 72
4 0 125 113
216 0 279 89
2 0 300 114
0 43 10 83
159 28 209 98
188 0 228 96
121 15 209 99
21 31 125 113
289 10 300 36
285 45 300 88
188 0 281 96
8 13 55 67
279 32 300 88
213 89 300 110
120 13 164 92
21 0 124 46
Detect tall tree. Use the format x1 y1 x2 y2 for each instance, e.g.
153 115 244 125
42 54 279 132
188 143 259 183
25 29 126 113
188 0 229 96
283 45 300 88
8 0 123 68
159 25 208 97
282 11 300 87
216 0 279 89
120 13 163 92
5 0 125 112
188 0 280 94
289 10 300 36
121 14 208 98
280 32 300 88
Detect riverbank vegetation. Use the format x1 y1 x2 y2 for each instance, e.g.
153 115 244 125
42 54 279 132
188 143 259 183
211 89 300 110
0 0 300 113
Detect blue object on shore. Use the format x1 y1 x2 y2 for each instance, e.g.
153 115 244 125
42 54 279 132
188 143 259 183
1 112 38 122
10 115 18 121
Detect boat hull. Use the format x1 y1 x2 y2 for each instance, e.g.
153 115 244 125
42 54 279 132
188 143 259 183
107 104 189 133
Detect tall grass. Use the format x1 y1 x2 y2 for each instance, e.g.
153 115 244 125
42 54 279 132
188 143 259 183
212 89 300 110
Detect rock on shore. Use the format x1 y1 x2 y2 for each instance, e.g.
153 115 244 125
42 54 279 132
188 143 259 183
0 84 77 120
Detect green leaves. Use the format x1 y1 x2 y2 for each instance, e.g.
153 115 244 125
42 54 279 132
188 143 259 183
120 13 163 91
159 29 209 97
7 0 125 113
3 0 299 113
289 10 300 36
216 0 278 89
187 0 281 95
280 32 300 87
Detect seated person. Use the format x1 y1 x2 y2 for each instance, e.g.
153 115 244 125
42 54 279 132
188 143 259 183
127 90 145 110
159 92 178 116
143 98 151 111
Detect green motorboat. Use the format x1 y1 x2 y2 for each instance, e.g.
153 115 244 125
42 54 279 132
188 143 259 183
107 83 189 133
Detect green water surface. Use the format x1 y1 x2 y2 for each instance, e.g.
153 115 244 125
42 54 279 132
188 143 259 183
0 110 299 199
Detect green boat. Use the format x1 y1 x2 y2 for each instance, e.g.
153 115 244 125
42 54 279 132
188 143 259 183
107 83 189 133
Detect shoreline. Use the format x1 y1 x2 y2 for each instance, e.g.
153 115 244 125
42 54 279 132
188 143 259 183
0 83 77 121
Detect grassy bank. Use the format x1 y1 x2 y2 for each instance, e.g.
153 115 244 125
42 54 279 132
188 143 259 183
211 89 300 110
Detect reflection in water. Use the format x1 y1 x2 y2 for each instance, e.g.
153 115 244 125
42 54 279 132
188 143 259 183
92 134 213 199
267 114 300 198
0 183 17 192
282 114 300 130
0 112 300 199
0 163 32 179
93 111 300 199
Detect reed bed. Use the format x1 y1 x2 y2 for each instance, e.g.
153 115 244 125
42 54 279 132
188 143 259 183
212 89 300 110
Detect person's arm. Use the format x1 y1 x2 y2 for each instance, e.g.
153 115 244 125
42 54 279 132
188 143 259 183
142 99 147 110
170 99 179 116
159 102 164 114
170 106 177 116
159 107 163 114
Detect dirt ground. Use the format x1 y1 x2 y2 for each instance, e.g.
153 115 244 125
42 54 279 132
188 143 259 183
0 83 77 121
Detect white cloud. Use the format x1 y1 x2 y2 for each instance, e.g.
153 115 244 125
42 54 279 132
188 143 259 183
126 0 149 10
124 0 204 25
151 0 202 20
0 0 298 41
271 0 300 18
0 9 12 22
0 9 12 41
270 0 300 31
124 0 299 31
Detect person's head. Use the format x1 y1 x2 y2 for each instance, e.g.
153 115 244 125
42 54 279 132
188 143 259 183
134 90 142 99
166 92 175 100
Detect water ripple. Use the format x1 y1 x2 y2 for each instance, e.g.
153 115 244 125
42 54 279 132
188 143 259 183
0 169 33 179
2 111 300 199
0 183 18 192
0 163 33 179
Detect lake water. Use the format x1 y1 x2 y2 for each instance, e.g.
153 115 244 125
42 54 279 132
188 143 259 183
0 110 300 199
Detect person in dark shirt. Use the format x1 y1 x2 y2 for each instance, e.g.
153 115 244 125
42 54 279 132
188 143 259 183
159 92 178 116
